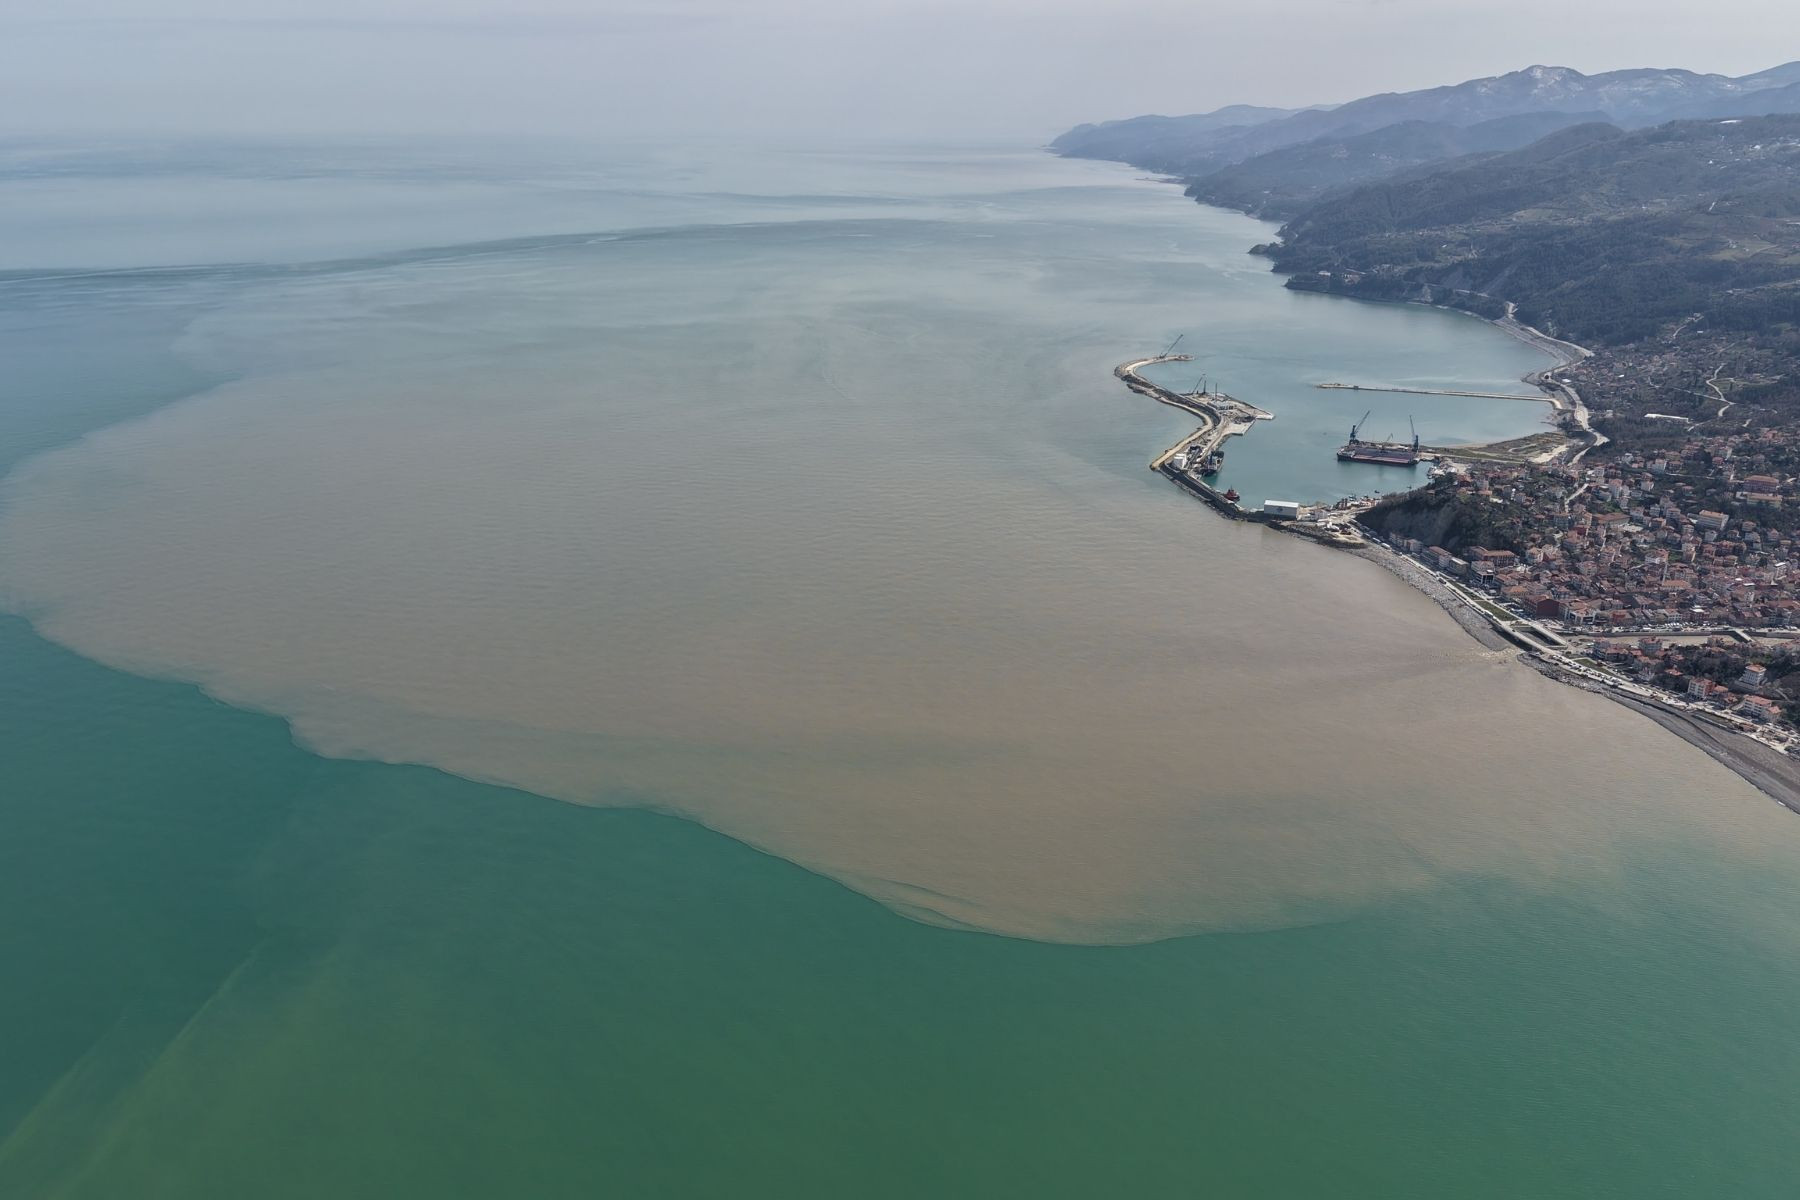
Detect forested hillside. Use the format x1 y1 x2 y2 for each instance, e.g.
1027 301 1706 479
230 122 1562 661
1268 116 1800 347
1186 111 1606 219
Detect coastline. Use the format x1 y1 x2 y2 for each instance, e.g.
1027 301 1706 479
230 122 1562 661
1527 658 1800 816
1326 307 1800 810
1341 541 1515 653
1348 522 1800 813
1121 196 1800 809
1131 354 1800 810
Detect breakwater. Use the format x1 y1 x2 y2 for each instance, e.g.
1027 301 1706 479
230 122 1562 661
1159 460 1264 522
1119 356 1368 549
1118 355 1356 530
1114 355 1271 501
1317 382 1547 402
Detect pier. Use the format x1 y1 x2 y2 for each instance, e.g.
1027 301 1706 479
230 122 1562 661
1114 355 1272 486
1115 354 1364 545
1317 382 1548 402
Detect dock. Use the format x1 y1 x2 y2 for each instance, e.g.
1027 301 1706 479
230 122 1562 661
1115 354 1366 545
1114 356 1272 483
1317 382 1547 402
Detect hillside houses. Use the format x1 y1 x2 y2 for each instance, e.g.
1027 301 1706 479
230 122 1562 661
1377 425 1800 632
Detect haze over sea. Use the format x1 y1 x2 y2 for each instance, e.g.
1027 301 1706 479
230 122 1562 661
3 139 1799 1196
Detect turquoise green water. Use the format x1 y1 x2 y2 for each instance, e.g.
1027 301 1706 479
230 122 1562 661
4 142 1800 1196
7 615 1800 1197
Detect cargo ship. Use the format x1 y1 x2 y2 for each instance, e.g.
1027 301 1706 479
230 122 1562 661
1337 411 1420 467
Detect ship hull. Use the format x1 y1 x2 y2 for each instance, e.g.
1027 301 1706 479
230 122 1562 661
1337 445 1418 466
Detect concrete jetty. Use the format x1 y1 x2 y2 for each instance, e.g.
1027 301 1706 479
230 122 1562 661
1114 356 1272 484
1317 382 1547 402
1114 354 1365 546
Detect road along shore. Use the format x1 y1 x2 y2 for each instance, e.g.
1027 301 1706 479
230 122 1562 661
1358 534 1800 812
1116 345 1800 812
1492 305 1609 461
1116 175 1780 800
1341 542 1515 653
1528 661 1800 816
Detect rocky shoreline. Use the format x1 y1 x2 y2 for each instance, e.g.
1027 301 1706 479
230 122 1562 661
1340 541 1515 653
1536 663 1800 816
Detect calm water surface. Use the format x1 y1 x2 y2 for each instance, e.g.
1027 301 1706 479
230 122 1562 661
2 140 1798 1197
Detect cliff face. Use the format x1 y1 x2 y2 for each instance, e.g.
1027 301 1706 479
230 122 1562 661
1362 489 1528 554
1362 491 1463 548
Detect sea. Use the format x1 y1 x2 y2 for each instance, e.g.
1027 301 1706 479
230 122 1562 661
2 137 1798 1198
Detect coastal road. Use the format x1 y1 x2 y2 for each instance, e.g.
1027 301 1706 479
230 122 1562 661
1394 544 1791 752
1495 301 1606 463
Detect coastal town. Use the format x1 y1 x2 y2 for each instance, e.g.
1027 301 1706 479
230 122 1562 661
1362 420 1800 743
1126 342 1800 766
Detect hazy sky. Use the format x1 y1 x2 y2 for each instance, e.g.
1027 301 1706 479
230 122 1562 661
5 0 1800 142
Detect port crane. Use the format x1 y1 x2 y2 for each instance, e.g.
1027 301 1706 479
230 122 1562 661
1338 410 1421 466
1345 411 1420 453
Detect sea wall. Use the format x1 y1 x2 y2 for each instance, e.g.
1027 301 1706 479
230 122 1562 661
1159 463 1270 522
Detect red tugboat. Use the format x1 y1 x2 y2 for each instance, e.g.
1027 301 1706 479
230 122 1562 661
1222 487 1240 504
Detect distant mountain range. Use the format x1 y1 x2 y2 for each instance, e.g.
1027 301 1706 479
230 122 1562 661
1187 110 1610 217
1053 62 1800 219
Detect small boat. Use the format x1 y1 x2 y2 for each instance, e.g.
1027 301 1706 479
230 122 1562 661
1223 488 1240 503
